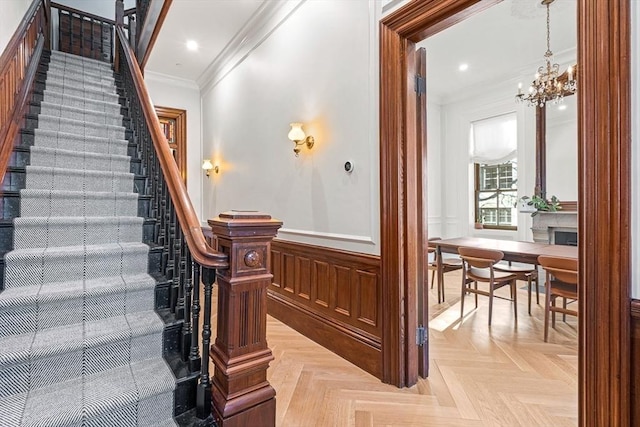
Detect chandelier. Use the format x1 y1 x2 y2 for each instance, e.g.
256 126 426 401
515 0 577 107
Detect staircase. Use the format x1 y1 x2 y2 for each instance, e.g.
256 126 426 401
0 50 177 427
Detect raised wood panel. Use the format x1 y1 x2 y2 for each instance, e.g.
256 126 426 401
631 300 640 425
268 240 382 379
354 269 378 327
296 256 311 300
333 265 352 317
271 249 281 288
313 260 330 308
282 253 295 294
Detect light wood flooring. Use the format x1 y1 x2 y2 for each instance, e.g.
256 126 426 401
265 270 578 427
202 270 577 425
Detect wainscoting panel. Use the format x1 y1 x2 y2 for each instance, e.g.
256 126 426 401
632 300 640 424
268 240 382 378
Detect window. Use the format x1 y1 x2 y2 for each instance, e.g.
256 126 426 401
470 113 518 230
475 161 518 229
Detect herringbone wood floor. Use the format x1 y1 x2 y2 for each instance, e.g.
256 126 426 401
266 270 578 427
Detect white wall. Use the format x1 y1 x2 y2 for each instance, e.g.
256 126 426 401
0 0 32 53
433 79 537 242
144 71 203 222
427 101 443 238
52 0 135 20
200 0 380 254
632 0 639 299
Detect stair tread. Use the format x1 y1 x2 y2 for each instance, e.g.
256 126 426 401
7 241 148 255
25 165 134 178
20 188 138 197
39 80 120 101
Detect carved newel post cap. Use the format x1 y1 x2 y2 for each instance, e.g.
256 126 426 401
208 210 282 238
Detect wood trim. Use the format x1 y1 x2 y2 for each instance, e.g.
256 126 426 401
379 0 500 388
558 201 578 212
579 1 630 425
137 0 173 71
154 105 186 184
0 0 47 185
380 2 632 422
115 26 227 269
268 240 382 378
631 300 640 424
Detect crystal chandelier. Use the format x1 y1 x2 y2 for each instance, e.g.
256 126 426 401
515 0 577 107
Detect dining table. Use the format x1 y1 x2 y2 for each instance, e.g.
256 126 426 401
432 236 578 303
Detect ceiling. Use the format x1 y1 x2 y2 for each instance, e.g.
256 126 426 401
421 0 577 102
145 0 265 81
145 0 577 101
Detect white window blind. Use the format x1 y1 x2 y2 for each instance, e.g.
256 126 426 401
470 113 517 165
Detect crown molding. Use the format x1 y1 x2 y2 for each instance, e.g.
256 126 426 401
197 0 305 94
144 70 200 90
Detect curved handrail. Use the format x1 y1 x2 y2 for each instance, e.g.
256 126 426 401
114 25 227 269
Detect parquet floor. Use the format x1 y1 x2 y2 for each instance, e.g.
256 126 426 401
266 270 578 427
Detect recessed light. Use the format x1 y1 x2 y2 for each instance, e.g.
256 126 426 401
186 40 198 51
558 104 568 111
458 63 469 72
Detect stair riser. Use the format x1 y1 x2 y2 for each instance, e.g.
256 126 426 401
25 168 133 193
30 149 131 173
34 80 121 104
32 103 126 128
0 285 155 337
30 130 130 157
41 92 126 116
0 192 148 220
34 116 126 140
19 192 138 218
14 221 143 249
4 246 149 288
41 63 116 81
45 74 116 92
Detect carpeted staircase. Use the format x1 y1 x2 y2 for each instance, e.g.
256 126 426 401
0 50 177 426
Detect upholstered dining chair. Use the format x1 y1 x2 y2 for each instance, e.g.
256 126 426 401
428 238 463 302
458 247 518 325
494 262 539 315
537 255 579 342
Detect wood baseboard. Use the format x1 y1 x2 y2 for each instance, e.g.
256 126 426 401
631 299 640 424
268 240 382 379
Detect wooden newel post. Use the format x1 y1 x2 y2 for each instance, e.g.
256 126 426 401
207 211 282 427
115 0 124 26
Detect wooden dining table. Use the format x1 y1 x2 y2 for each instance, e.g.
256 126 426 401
432 236 578 303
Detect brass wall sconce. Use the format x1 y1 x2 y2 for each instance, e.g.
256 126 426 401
202 159 219 177
288 123 314 157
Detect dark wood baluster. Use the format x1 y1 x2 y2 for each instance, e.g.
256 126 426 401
175 223 185 320
197 266 216 419
181 249 193 362
189 259 202 372
168 201 177 313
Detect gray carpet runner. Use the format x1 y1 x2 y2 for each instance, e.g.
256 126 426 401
0 50 176 427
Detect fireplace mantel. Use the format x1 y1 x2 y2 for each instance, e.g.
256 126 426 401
531 211 578 244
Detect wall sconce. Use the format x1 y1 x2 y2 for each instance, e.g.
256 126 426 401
202 159 218 177
288 122 314 157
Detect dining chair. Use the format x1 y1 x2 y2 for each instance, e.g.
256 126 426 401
428 238 463 303
537 255 578 342
458 246 518 325
494 262 539 315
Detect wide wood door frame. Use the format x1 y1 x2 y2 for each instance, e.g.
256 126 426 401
154 105 187 183
379 1 631 425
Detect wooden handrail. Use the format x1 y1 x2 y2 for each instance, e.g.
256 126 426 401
0 0 48 184
114 26 227 268
50 2 116 25
136 0 172 70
